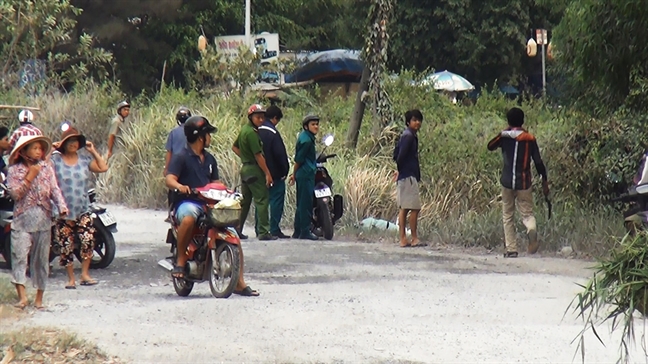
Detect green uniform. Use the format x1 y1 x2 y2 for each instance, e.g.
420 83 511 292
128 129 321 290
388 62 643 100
234 123 270 236
293 130 317 237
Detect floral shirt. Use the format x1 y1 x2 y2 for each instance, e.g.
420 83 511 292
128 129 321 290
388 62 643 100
7 160 67 232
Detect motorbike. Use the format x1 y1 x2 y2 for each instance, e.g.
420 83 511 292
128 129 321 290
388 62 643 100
612 151 648 235
311 134 344 240
157 177 255 298
0 185 118 270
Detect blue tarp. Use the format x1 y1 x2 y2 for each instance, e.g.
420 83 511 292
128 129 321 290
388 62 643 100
284 49 363 83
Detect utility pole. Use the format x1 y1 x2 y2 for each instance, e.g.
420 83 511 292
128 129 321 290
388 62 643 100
245 0 252 48
536 29 547 97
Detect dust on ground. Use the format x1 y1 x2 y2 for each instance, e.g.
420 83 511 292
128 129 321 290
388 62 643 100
0 205 642 363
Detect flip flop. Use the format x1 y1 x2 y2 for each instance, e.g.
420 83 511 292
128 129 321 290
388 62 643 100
233 286 260 297
411 243 428 247
80 280 98 286
65 285 76 289
13 302 27 310
171 265 185 279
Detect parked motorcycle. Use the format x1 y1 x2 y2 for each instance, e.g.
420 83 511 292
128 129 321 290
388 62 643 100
157 177 255 298
612 151 648 235
0 186 118 269
311 134 344 240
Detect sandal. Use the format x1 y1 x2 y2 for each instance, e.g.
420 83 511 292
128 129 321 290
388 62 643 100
233 286 260 297
65 284 76 289
171 265 185 279
14 302 28 310
80 280 98 286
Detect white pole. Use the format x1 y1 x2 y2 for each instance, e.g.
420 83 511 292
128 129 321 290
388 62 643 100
245 0 251 47
541 42 546 97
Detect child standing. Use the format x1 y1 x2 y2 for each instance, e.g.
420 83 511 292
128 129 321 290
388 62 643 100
7 135 68 309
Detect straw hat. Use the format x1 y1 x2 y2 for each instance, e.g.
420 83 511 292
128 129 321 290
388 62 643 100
57 126 86 153
10 135 52 165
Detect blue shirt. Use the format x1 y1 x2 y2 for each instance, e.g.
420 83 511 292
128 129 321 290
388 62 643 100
395 128 420 182
294 130 316 179
167 145 219 202
165 125 187 155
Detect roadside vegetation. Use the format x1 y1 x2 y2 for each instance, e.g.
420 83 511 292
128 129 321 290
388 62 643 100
1 78 642 257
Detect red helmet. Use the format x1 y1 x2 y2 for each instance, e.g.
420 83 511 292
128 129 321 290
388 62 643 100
247 104 266 116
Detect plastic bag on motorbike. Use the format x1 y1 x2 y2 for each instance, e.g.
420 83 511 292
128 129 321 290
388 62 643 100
207 198 241 227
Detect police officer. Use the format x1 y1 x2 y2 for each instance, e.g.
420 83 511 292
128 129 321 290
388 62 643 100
255 105 290 239
232 104 277 241
107 100 131 159
289 114 320 240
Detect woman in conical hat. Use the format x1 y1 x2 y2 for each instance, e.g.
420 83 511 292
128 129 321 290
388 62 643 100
51 123 108 288
6 135 68 309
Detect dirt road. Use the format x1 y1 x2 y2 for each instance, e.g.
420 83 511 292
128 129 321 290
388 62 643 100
0 205 640 363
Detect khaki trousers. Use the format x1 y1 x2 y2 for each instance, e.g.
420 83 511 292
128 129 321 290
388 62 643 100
501 187 536 252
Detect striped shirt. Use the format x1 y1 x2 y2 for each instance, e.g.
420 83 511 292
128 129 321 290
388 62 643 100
8 124 43 152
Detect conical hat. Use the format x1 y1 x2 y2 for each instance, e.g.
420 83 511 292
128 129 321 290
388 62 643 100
9 135 52 165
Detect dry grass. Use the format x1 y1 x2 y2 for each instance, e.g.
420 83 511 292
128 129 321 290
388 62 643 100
0 328 123 363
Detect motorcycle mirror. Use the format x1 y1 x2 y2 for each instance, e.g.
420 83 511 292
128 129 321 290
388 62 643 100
322 134 334 147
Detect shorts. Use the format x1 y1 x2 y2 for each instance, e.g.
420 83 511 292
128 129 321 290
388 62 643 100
175 201 204 221
397 176 422 210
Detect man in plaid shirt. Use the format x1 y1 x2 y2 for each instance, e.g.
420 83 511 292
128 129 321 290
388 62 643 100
8 109 42 151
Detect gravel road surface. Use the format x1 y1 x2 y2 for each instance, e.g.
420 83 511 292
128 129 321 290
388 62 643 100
0 205 641 363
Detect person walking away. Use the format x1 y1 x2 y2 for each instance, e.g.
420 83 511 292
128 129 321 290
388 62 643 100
107 100 131 159
51 125 109 289
288 114 320 241
232 104 276 241
394 110 425 248
255 105 290 239
164 107 192 222
487 107 549 258
8 109 42 152
166 116 259 296
6 135 68 309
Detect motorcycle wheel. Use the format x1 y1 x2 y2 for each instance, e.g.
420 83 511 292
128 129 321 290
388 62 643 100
84 222 116 269
2 233 11 269
317 199 334 240
209 243 240 298
173 276 194 297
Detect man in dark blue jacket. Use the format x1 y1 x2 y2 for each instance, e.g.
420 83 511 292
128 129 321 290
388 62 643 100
255 105 291 238
394 109 425 248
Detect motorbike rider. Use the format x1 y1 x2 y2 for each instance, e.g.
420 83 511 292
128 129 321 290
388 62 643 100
165 115 259 296
232 104 276 241
8 109 42 153
288 114 320 240
107 100 131 159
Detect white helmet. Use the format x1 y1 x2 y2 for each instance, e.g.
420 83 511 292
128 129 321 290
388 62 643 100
18 109 34 124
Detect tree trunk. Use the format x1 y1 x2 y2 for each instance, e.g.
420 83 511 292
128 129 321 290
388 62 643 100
346 66 370 149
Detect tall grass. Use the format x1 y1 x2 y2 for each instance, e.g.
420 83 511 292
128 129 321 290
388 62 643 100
0 80 635 255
